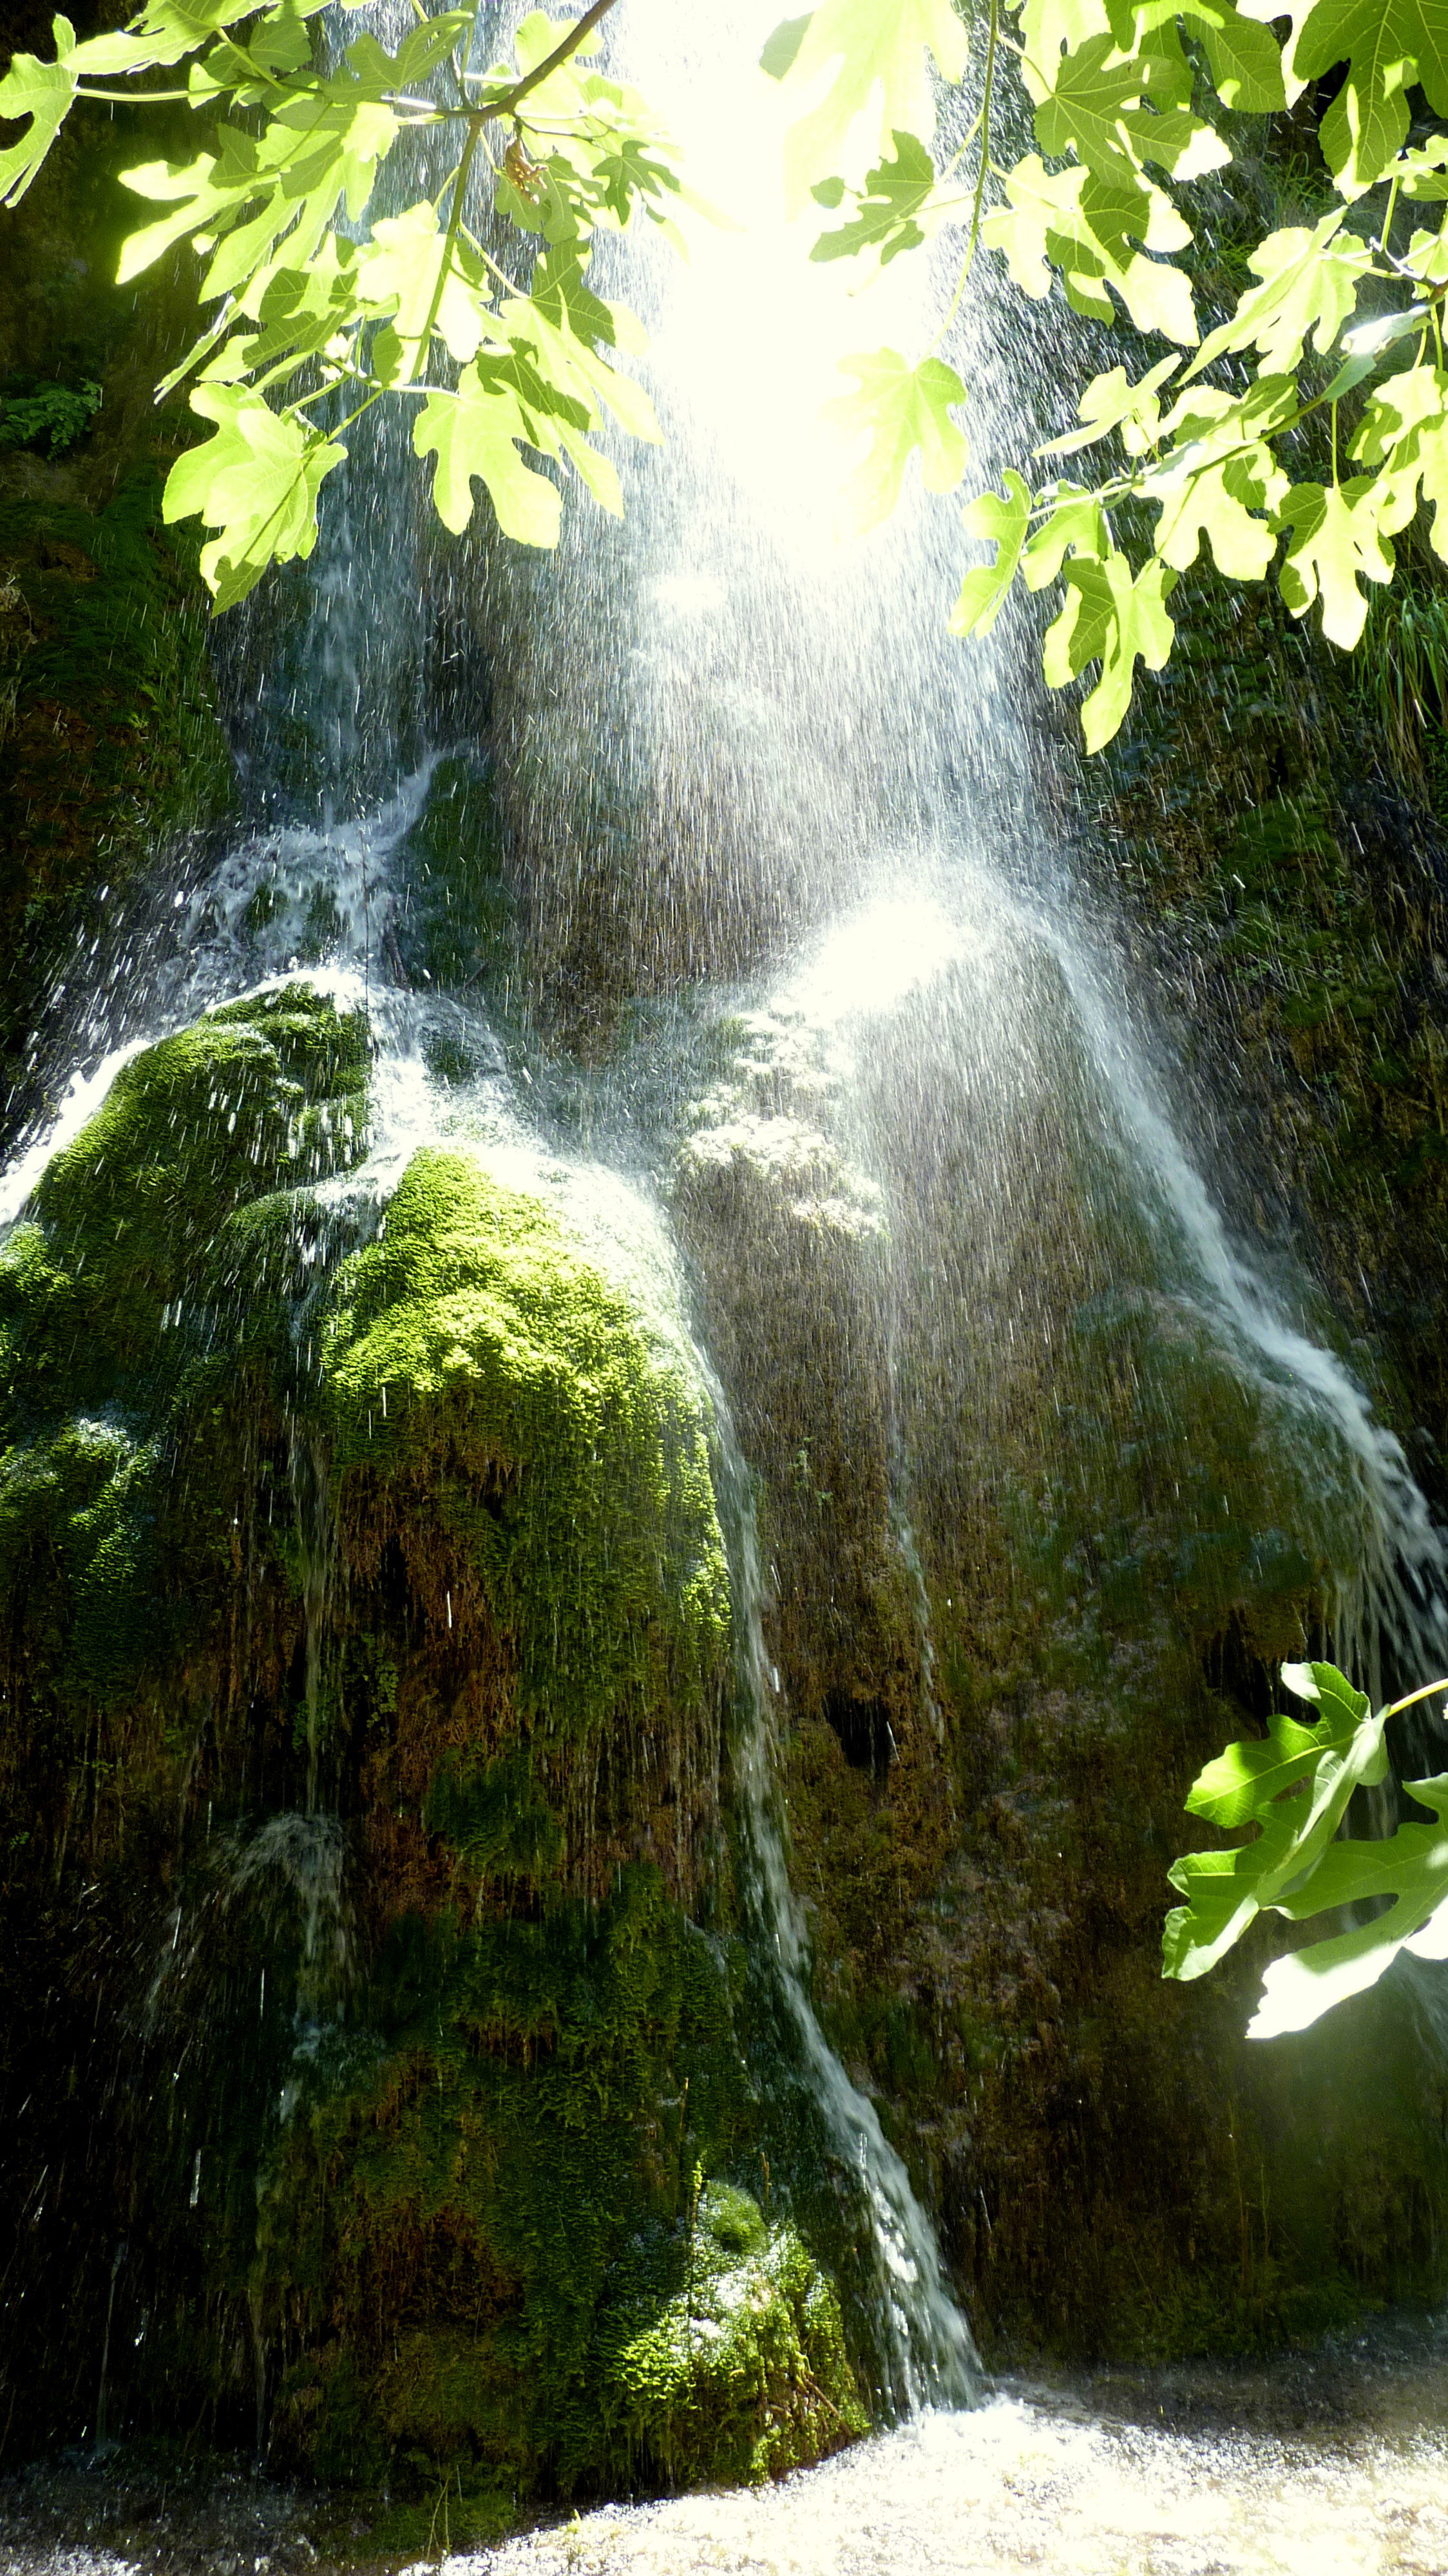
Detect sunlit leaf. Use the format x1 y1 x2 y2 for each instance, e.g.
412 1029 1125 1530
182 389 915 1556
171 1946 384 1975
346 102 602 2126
1146 389 1288 576
811 129 937 265
765 0 969 214
1278 475 1395 647
1021 481 1107 587
1163 1659 1448 2040
162 382 346 607
356 204 490 379
1184 0 1286 112
1250 1774 1448 2035
1185 211 1369 379
949 468 1032 635
0 15 78 209
1349 362 1448 556
983 155 1197 343
1036 353 1181 457
1296 0 1448 193
1163 1660 1388 1984
825 347 969 535
1042 547 1176 748
413 363 563 545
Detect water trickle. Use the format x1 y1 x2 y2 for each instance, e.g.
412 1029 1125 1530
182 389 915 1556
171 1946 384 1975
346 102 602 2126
712 1410 979 2413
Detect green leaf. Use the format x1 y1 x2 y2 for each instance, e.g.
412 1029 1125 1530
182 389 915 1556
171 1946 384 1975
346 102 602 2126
1163 1660 1448 2039
1036 352 1181 457
413 363 563 546
811 129 937 265
1236 0 1317 102
772 0 969 214
1397 133 1448 200
1186 1671 1367 1829
1146 388 1289 577
1349 361 1448 556
1184 211 1369 379
824 347 969 535
1120 100 1234 182
1278 475 1395 647
1183 1 1287 111
761 13 813 79
117 79 401 305
1021 481 1107 587
1163 1658 1393 1993
355 203 490 380
1296 0 1448 194
1042 547 1176 748
1250 1773 1448 2035
501 256 661 446
1022 0 1114 75
949 468 1031 635
982 155 1197 343
0 15 77 209
1032 30 1143 176
198 237 365 392
162 383 345 607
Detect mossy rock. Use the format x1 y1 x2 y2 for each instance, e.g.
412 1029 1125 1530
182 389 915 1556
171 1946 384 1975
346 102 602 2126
319 1147 731 1759
0 986 370 1718
262 1877 859 2500
592 2183 867 2488
0 1010 867 2508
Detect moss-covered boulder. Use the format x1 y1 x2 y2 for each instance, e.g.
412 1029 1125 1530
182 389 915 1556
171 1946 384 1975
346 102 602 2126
320 1149 730 1861
0 986 370 1727
261 1889 862 2500
593 2182 866 2488
0 1001 862 2509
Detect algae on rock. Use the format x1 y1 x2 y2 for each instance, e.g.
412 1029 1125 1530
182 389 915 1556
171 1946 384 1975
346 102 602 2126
0 1001 866 2506
319 1146 731 1893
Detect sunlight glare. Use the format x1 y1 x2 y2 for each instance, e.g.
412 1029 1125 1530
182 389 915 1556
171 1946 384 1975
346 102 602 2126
787 893 962 1025
625 0 937 560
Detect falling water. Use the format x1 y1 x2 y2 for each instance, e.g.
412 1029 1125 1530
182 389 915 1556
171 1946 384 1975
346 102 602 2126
6 0 1448 2488
714 1404 979 2409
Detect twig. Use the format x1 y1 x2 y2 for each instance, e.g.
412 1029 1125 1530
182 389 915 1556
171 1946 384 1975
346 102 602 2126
467 0 618 121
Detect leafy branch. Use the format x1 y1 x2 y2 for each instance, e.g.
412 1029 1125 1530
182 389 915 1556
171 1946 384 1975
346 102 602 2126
763 0 1448 749
1163 1660 1448 2038
0 2 686 604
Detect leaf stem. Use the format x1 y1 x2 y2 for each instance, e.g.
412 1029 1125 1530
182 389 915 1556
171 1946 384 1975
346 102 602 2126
1382 1678 1448 1723
416 117 482 368
75 84 193 101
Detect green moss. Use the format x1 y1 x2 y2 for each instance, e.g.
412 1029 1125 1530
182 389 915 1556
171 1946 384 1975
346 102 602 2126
594 2183 867 2488
0 987 369 1715
262 1868 860 2499
31 992 366 1359
320 1148 730 1750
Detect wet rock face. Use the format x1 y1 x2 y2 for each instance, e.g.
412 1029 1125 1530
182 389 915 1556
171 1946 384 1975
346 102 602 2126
0 1001 864 2501
669 916 1448 2372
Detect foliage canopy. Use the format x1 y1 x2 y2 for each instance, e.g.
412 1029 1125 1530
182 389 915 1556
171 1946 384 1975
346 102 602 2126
8 0 1448 740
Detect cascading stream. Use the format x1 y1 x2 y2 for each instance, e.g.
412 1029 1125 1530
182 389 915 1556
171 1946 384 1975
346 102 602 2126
7 0 1448 2475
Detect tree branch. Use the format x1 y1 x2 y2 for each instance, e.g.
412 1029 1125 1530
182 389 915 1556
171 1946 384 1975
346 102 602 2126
473 0 619 122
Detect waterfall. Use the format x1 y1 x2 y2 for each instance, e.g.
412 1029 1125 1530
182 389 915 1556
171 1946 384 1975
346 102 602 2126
6 0 1448 2474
